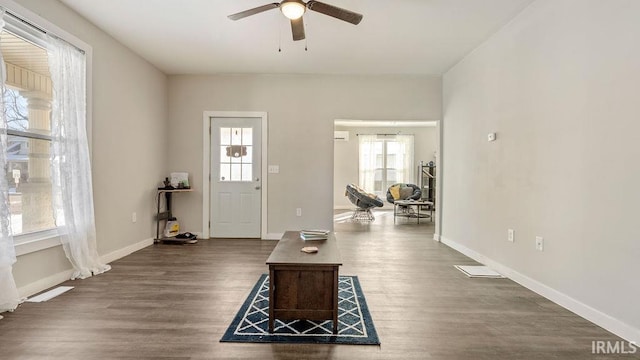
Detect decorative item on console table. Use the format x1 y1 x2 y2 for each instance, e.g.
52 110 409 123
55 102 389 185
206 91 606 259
170 172 190 189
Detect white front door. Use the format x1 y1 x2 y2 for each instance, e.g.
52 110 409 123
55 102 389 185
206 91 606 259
210 117 262 238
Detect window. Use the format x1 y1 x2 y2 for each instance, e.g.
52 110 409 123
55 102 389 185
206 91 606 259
0 5 103 284
359 135 414 198
219 127 253 181
1 25 59 237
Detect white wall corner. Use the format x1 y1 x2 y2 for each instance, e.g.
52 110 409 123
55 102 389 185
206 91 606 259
440 236 640 344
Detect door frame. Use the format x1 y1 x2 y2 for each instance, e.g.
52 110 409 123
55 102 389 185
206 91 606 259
332 119 442 240
202 111 268 239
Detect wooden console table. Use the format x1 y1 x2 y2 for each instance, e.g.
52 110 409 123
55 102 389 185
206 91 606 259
266 231 342 333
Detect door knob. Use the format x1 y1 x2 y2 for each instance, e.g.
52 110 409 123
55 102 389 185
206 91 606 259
255 186 261 190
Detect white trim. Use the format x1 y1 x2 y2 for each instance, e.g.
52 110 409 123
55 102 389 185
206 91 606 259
100 238 153 265
202 111 268 239
15 233 61 256
333 205 353 210
332 118 442 233
0 0 90 49
17 268 73 298
264 232 282 240
433 233 440 241
335 119 438 128
202 116 209 238
440 236 640 344
16 237 153 298
434 120 442 237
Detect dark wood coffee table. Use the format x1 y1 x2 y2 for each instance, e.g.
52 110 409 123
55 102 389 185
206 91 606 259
266 231 342 333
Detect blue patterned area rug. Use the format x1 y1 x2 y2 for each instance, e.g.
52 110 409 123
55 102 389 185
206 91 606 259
220 274 380 345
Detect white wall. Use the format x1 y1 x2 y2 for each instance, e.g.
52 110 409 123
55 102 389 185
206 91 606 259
333 126 437 209
10 0 168 293
167 74 441 235
442 0 640 342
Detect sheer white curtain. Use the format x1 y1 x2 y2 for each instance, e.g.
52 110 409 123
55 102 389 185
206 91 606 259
395 135 414 184
359 134 415 196
47 35 110 280
358 135 378 191
0 9 21 319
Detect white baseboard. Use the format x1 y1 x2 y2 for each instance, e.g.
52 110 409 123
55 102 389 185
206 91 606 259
433 233 441 241
264 233 283 240
101 237 154 264
18 269 74 298
334 206 353 210
440 236 640 344
17 238 154 299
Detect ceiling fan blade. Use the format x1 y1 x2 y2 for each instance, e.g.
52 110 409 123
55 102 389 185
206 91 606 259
228 3 279 21
306 1 363 25
291 17 305 41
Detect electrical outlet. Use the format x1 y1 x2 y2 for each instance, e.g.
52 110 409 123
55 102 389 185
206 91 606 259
535 236 544 251
132 212 137 223
508 229 514 242
296 208 302 217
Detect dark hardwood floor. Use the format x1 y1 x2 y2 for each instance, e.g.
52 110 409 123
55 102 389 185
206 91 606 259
0 209 632 359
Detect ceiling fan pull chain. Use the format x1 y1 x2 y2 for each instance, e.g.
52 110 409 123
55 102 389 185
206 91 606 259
278 18 283 52
304 16 308 51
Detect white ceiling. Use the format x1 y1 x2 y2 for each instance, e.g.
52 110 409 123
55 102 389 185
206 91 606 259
59 0 534 76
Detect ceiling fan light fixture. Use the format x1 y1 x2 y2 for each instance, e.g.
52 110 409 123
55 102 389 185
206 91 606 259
280 0 306 20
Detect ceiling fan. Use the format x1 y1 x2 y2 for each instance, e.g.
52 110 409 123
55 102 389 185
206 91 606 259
228 0 363 41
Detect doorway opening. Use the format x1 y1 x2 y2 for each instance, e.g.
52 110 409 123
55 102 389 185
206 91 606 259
332 119 441 237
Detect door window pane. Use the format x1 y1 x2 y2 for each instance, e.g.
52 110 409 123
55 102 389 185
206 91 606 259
220 146 230 163
219 127 253 182
231 128 242 145
242 128 253 145
243 146 253 163
220 164 230 181
241 164 252 181
220 128 231 145
230 164 241 181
